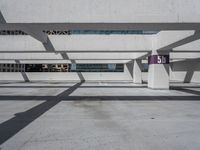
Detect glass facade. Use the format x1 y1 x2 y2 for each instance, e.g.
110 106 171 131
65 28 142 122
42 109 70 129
71 30 158 35
0 64 25 72
70 64 123 72
0 64 123 72
25 64 70 72
142 63 149 72
0 30 158 35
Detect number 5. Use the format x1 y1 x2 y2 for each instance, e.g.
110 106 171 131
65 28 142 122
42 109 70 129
157 56 162 64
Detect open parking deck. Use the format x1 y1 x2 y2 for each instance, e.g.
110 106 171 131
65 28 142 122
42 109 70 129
0 82 200 150
1 0 200 149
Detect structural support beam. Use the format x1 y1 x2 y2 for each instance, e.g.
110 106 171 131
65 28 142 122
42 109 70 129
1 23 200 31
0 34 153 52
0 60 131 64
21 26 48 43
155 31 197 50
148 50 170 89
0 10 48 43
0 52 148 60
0 11 6 23
133 59 142 84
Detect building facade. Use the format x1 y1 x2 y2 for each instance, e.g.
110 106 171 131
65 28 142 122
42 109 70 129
0 0 200 89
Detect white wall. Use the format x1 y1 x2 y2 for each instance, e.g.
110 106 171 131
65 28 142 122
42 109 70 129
1 0 200 23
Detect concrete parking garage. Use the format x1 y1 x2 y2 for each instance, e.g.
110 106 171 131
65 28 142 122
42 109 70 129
1 0 200 149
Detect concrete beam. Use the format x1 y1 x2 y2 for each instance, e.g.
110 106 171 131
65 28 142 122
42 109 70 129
0 35 153 51
1 32 200 53
0 11 6 23
170 52 200 59
155 31 200 51
0 52 148 60
0 60 131 64
1 23 200 31
133 60 142 84
21 26 48 43
0 10 48 43
174 39 200 51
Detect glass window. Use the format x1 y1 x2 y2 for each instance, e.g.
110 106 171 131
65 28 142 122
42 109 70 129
0 64 123 72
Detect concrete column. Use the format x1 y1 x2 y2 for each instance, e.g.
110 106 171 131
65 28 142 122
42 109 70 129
133 59 142 84
148 51 170 89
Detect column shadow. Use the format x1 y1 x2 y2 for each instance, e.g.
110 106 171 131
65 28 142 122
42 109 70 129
125 60 133 78
43 37 85 81
171 86 200 96
184 70 194 83
0 81 84 145
15 60 30 82
0 10 6 23
171 59 200 83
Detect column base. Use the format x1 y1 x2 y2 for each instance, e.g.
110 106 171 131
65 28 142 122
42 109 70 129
148 87 169 90
133 81 142 84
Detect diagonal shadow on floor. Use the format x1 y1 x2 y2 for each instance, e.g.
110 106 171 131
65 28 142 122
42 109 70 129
0 85 147 88
171 87 200 96
0 82 200 145
0 81 84 145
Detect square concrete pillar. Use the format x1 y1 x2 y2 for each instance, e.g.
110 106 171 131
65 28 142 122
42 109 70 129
148 51 170 89
133 59 142 84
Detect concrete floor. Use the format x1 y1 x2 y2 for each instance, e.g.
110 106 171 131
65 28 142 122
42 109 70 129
0 82 200 150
